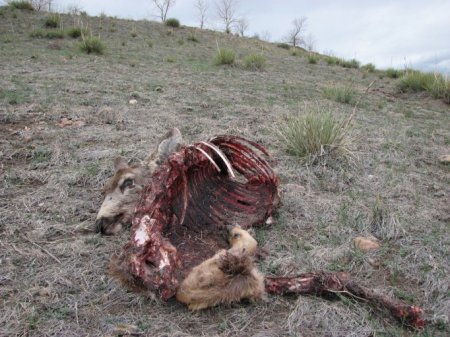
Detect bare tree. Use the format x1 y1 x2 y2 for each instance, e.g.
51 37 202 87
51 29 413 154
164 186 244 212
235 18 248 37
286 17 307 48
67 3 83 15
152 0 176 22
30 0 50 11
216 0 238 33
195 0 208 29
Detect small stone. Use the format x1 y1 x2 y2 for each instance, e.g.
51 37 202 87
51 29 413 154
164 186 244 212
438 155 450 164
129 99 138 105
353 236 380 252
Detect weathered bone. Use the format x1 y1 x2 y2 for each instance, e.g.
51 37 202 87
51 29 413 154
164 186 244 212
265 272 425 329
199 141 236 178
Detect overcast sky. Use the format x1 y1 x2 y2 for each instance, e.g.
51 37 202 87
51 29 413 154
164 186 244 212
14 0 450 73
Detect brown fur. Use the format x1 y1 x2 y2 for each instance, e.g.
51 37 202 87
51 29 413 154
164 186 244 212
95 128 183 235
176 226 265 311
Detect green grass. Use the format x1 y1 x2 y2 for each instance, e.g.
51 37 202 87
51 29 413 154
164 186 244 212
187 34 199 42
324 56 360 69
307 54 318 64
214 48 235 65
361 63 376 72
398 71 450 103
66 27 89 38
0 88 30 104
79 36 106 55
385 68 404 78
277 43 290 50
244 53 266 71
165 18 180 28
30 29 64 39
8 1 34 10
44 14 61 28
427 75 450 103
341 58 360 69
322 85 357 104
278 108 353 163
397 71 437 92
324 55 341 65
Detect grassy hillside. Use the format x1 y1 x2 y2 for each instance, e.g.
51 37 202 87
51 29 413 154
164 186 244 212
1 6 449 337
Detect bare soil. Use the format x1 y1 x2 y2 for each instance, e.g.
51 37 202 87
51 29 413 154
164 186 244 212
0 8 449 337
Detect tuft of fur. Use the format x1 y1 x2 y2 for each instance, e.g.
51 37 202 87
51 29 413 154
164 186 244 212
176 227 265 311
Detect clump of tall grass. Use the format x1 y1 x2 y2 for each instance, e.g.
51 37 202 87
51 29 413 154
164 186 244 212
361 63 376 72
277 43 290 50
308 54 318 64
44 14 61 28
8 1 34 10
385 68 404 78
427 75 450 103
79 36 106 55
397 71 437 92
66 26 90 38
340 58 360 69
30 29 64 39
214 48 235 65
398 70 450 104
324 56 360 69
278 107 353 163
244 53 266 71
322 85 357 104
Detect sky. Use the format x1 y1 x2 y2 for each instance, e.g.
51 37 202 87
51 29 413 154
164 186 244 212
9 0 450 74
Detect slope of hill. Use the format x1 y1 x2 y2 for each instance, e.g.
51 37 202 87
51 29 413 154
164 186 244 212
0 7 449 337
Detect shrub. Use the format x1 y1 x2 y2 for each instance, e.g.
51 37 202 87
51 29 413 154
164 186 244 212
79 36 105 55
385 68 403 78
322 85 357 104
277 43 290 50
398 71 450 103
340 58 360 68
362 63 376 72
397 71 436 92
165 18 180 28
66 27 89 38
427 75 450 103
214 48 235 65
44 14 61 28
244 54 266 71
8 1 34 10
30 29 64 39
308 54 318 64
187 34 199 42
278 108 352 163
325 56 340 65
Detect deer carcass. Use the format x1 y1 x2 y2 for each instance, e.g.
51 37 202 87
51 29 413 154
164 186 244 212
99 129 425 329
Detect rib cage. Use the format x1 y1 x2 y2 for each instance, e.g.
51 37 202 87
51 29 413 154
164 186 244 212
113 135 280 300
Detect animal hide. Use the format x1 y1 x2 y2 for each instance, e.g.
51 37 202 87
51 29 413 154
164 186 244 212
111 135 280 300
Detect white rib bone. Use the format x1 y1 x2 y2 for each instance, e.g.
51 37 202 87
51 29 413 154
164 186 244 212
194 146 221 173
200 141 236 178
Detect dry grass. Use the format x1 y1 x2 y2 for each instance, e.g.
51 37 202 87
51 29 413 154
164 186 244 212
278 104 354 164
0 8 449 337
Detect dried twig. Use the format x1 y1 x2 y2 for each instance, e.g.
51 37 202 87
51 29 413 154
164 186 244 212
21 234 62 264
343 79 377 130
